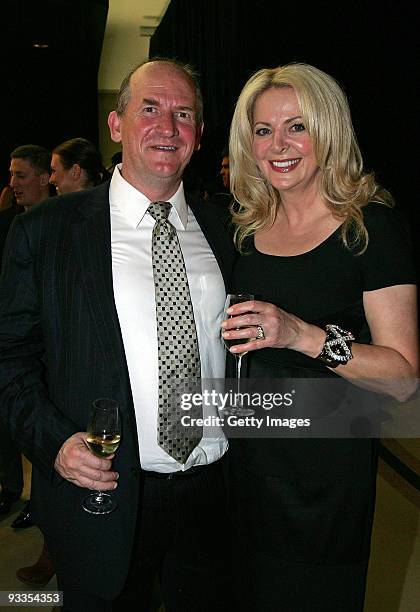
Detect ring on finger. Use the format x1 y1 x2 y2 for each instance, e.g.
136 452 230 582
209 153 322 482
256 325 265 340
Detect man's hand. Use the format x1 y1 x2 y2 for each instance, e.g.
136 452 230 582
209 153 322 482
54 432 119 490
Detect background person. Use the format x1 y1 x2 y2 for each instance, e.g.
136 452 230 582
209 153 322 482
0 144 51 527
219 146 230 191
50 137 108 195
106 150 123 175
205 146 232 207
8 145 51 211
222 63 418 611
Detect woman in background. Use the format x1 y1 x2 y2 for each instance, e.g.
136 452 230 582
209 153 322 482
50 137 107 195
222 63 418 611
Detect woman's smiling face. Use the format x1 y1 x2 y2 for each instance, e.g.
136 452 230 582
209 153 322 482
252 86 320 196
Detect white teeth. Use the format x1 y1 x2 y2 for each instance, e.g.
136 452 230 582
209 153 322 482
272 159 299 168
155 146 176 151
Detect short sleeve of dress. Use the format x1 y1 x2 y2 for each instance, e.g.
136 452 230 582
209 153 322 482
359 203 417 291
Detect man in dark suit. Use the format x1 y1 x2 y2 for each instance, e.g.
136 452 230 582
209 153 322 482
0 144 51 521
0 144 51 263
0 60 234 610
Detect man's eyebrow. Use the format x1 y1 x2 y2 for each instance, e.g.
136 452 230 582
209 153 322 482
141 98 195 113
142 97 160 106
175 104 195 111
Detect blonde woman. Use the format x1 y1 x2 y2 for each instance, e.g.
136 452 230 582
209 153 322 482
222 64 418 611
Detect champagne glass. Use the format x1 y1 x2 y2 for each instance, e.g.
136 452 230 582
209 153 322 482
82 398 121 515
223 293 255 417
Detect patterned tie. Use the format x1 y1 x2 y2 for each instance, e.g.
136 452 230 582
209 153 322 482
148 201 202 463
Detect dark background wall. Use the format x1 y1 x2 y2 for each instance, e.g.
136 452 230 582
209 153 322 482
150 0 420 266
1 0 108 186
2 0 419 267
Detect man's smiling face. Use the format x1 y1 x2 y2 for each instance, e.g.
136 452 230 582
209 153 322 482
108 62 203 201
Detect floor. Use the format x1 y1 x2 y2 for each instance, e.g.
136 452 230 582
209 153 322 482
0 457 57 612
0 447 419 612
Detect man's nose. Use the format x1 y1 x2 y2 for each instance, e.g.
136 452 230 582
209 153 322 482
157 112 177 136
10 175 17 187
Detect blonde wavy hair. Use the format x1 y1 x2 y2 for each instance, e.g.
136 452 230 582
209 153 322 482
229 63 393 253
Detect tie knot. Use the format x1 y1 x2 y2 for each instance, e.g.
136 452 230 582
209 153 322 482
148 201 172 222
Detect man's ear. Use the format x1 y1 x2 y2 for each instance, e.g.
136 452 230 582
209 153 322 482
195 122 204 151
108 111 122 143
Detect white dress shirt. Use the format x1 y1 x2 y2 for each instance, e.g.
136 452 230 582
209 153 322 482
110 166 228 472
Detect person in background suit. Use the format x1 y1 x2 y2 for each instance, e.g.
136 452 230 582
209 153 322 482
206 146 232 208
0 145 51 261
0 59 234 611
0 144 51 525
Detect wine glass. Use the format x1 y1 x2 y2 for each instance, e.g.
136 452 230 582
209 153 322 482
82 398 121 515
223 293 255 417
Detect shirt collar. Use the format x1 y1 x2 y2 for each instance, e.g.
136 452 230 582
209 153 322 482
109 164 188 230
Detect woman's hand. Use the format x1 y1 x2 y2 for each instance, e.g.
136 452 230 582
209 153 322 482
220 287 419 402
221 299 325 356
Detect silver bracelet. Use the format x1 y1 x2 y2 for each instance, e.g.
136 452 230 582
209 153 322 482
316 324 355 368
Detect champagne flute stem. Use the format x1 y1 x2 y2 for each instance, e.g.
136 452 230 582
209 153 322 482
236 354 243 401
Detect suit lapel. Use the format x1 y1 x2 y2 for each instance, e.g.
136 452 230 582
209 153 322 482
70 184 128 393
69 184 140 450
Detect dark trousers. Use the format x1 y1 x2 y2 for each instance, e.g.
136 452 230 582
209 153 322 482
232 545 369 612
58 459 232 612
0 420 23 496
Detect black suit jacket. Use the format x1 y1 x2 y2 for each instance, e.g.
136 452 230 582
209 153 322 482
0 181 235 598
0 203 21 265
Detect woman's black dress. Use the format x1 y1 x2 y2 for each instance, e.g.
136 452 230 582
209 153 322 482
228 204 416 611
